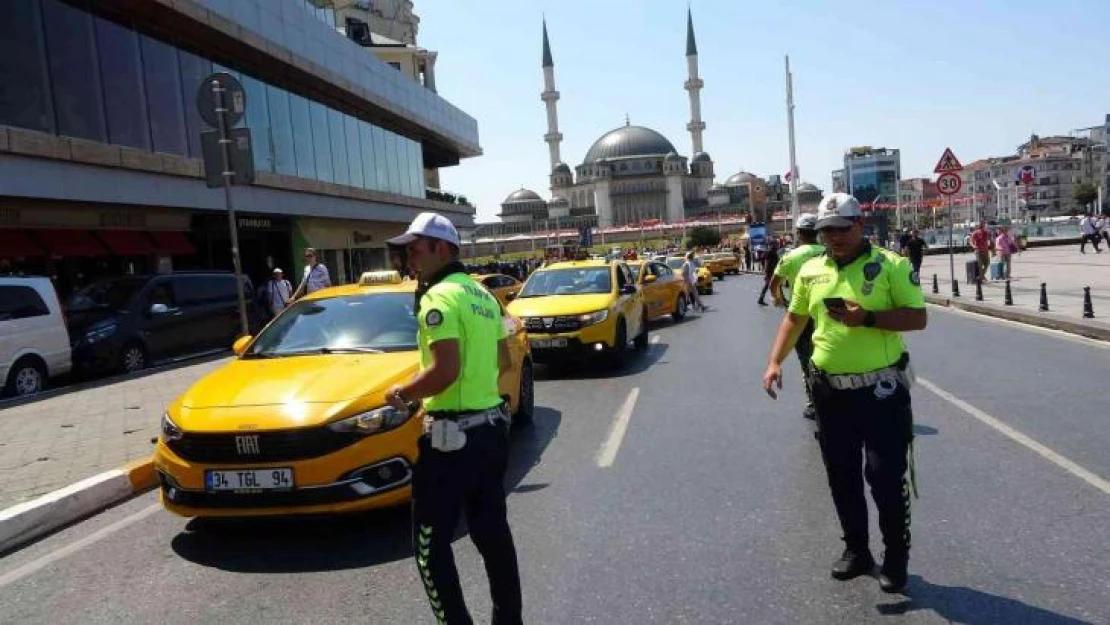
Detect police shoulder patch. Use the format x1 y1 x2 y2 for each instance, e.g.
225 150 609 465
425 309 443 327
863 261 883 281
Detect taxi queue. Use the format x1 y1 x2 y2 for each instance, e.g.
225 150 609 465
153 247 739 519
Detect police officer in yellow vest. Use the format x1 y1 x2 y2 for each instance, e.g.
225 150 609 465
762 193 927 593
769 212 825 420
386 212 523 624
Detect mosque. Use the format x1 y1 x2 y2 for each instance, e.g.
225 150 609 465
497 11 771 232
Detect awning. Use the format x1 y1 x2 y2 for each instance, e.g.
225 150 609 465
149 231 197 255
34 229 108 257
0 230 46 258
96 230 156 256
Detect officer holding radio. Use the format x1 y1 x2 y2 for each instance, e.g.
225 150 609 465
386 212 523 624
761 193 927 593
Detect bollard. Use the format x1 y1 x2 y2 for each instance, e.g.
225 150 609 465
975 279 983 301
932 273 939 294
1083 286 1095 319
1005 280 1013 306
1038 282 1049 312
952 279 960 298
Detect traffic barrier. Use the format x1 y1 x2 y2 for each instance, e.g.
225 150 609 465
1039 283 1050 312
932 274 939 294
1005 280 1014 306
1083 287 1095 319
975 279 983 301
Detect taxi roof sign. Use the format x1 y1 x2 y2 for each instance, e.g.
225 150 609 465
358 270 403 286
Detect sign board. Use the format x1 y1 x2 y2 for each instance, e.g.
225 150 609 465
201 128 255 188
1017 165 1036 186
197 72 246 129
933 147 964 174
579 226 593 248
937 172 962 196
748 223 767 247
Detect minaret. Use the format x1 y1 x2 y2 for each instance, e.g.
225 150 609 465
541 19 563 171
684 8 706 155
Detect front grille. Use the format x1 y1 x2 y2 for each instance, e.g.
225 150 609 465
166 427 361 464
523 316 582 334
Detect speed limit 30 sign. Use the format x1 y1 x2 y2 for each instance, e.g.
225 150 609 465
937 172 962 196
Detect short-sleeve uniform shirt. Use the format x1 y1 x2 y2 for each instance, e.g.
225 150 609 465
788 243 925 374
774 243 826 285
417 272 507 412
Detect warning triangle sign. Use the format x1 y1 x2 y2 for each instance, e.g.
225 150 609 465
933 148 963 173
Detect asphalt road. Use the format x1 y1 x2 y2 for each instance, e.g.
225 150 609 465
1 276 1108 624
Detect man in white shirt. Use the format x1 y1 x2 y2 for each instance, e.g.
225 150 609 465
681 251 707 313
1080 214 1102 254
292 247 332 299
264 268 292 318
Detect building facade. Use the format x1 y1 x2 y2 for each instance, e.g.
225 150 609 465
0 0 479 298
898 177 940 228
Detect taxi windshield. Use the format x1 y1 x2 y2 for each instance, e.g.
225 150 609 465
245 292 417 358
518 267 612 297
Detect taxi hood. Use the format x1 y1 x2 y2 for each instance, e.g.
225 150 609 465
507 293 614 317
178 352 420 409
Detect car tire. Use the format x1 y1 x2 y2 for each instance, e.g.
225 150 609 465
4 356 47 397
673 295 688 321
513 359 535 426
119 341 147 374
609 319 629 367
707 285 714 295
633 311 649 352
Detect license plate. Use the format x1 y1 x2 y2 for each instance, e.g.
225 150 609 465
530 338 568 349
205 468 294 492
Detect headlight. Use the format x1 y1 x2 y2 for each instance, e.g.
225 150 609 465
161 412 183 441
578 309 609 326
327 406 412 436
84 323 117 344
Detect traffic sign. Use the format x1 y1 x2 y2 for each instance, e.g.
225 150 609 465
937 172 962 196
933 147 964 174
197 72 246 129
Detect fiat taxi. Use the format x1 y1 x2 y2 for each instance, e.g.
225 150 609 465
628 260 689 321
697 255 727 281
154 270 533 518
665 256 714 295
506 259 648 365
707 251 741 275
473 273 523 307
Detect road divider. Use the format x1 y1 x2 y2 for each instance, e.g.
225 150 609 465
0 457 156 555
596 388 640 468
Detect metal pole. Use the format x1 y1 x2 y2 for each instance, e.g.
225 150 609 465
947 194 955 293
785 55 800 224
212 80 250 337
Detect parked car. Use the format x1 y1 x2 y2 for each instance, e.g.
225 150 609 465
0 277 72 397
66 272 258 374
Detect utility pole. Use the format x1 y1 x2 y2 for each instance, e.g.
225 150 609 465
785 55 800 224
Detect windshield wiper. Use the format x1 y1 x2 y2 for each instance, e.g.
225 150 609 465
320 346 386 354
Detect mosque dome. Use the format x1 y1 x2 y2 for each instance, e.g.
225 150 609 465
724 171 761 186
691 151 711 163
503 188 543 203
582 125 678 164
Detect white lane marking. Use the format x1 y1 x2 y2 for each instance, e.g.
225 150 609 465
0 503 161 588
650 334 661 344
919 378 1109 496
596 387 640 468
927 304 1110 351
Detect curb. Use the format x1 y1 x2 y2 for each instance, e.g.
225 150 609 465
0 457 156 554
924 293 1110 342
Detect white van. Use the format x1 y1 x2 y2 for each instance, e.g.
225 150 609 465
1 277 72 397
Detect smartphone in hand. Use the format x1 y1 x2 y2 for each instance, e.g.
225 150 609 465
823 297 847 311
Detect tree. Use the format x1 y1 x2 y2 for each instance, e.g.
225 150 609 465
686 226 721 249
1073 182 1098 212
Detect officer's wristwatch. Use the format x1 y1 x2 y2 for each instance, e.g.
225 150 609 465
862 310 877 327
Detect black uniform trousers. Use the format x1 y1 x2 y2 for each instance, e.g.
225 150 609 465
810 373 914 559
412 420 522 625
793 320 815 411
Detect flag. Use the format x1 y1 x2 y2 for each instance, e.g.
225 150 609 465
784 170 793 182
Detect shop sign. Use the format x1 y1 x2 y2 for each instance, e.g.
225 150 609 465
99 211 146 228
352 231 374 245
238 217 272 229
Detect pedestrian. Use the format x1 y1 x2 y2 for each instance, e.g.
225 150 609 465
768 212 824 420
681 251 707 312
898 228 911 255
385 212 523 625
903 229 927 277
994 227 1018 281
263 268 292 320
756 241 780 306
1080 213 1102 254
969 222 993 282
762 192 927 593
1100 214 1110 248
292 247 331 300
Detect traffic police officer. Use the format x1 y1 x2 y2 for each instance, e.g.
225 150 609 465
768 212 825 420
386 212 523 624
762 193 927 593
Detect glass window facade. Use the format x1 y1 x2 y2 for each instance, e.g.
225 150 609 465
0 0 427 200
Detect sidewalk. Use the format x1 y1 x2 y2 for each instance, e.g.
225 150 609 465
0 357 229 511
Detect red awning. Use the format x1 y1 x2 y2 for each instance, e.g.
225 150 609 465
0 229 46 258
33 229 108 257
96 230 156 256
149 231 197 255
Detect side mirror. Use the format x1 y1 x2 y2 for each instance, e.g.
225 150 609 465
643 274 657 284
232 335 253 356
149 303 169 315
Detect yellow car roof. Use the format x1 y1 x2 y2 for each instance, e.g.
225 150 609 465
302 270 417 300
541 260 611 270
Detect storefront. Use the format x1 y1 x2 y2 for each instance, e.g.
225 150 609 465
294 218 402 285
0 200 196 299
191 213 294 288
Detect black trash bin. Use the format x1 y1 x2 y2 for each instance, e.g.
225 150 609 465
965 259 980 285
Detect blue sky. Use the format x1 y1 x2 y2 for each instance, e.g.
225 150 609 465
420 0 1110 222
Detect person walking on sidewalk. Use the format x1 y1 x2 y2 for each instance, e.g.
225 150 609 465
262 268 292 320
1080 213 1102 254
769 213 824 419
682 251 708 312
994 227 1018 281
1100 214 1110 248
756 242 781 306
970 222 993 282
902 230 927 277
292 248 332 300
762 192 927 593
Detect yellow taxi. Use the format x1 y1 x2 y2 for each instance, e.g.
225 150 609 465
473 273 523 307
628 260 689 321
153 270 533 518
697 254 727 280
506 259 648 365
665 256 714 295
707 251 741 275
